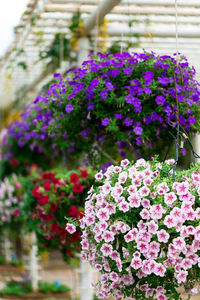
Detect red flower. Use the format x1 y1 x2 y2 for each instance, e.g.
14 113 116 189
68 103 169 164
10 158 19 167
43 214 54 222
66 248 74 258
70 173 79 184
51 223 60 233
71 232 81 242
60 228 68 238
76 210 85 219
53 179 63 186
13 209 20 217
32 186 41 198
68 205 78 217
38 195 49 206
80 169 88 178
42 172 55 181
44 180 51 191
73 183 83 194
50 203 59 212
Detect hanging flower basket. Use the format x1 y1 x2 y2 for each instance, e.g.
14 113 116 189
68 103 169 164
0 175 22 231
66 158 200 299
41 51 200 160
3 52 200 165
2 101 62 170
21 168 95 262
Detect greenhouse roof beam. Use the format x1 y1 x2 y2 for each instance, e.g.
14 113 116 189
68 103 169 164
82 0 121 35
40 12 200 26
51 0 200 7
106 24 200 38
44 4 200 16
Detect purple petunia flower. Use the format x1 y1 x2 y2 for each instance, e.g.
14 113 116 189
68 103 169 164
100 162 112 173
115 113 122 119
124 117 133 127
136 137 143 145
143 71 154 81
155 95 166 105
143 88 152 95
188 116 196 125
81 129 89 138
105 79 114 91
158 77 171 86
87 102 95 110
102 118 110 126
143 71 154 86
124 67 132 75
125 94 135 104
179 115 186 125
65 104 74 114
100 89 109 100
109 69 120 77
133 126 143 135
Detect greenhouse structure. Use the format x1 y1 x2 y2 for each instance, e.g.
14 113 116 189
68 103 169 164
0 0 200 299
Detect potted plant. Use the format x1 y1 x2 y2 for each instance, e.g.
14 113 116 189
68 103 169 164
66 157 200 299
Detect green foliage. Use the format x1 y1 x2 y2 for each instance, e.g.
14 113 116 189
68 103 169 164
0 280 70 296
38 33 73 71
17 61 28 70
0 280 32 295
0 255 4 265
69 11 82 33
39 282 70 293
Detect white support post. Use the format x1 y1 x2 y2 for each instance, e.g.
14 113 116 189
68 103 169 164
77 37 90 67
80 259 93 300
24 233 41 291
193 134 200 163
2 229 12 263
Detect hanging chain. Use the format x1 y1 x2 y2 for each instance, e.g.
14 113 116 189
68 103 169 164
94 0 100 55
168 0 180 181
175 0 179 65
120 32 124 53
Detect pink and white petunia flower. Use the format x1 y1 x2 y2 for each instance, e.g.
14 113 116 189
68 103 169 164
109 272 119 282
176 182 189 196
195 207 200 219
173 237 186 250
113 166 122 173
163 215 176 228
138 186 150 197
65 223 76 234
176 270 188 284
157 294 167 300
110 250 120 261
140 208 150 220
118 171 128 183
128 194 141 208
130 257 142 270
103 230 115 243
100 243 113 256
118 200 130 212
157 229 170 243
95 172 103 181
97 209 110 221
164 192 177 206
127 185 137 195
124 232 134 243
141 199 150 208
148 220 158 234
121 159 130 168
154 263 166 277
